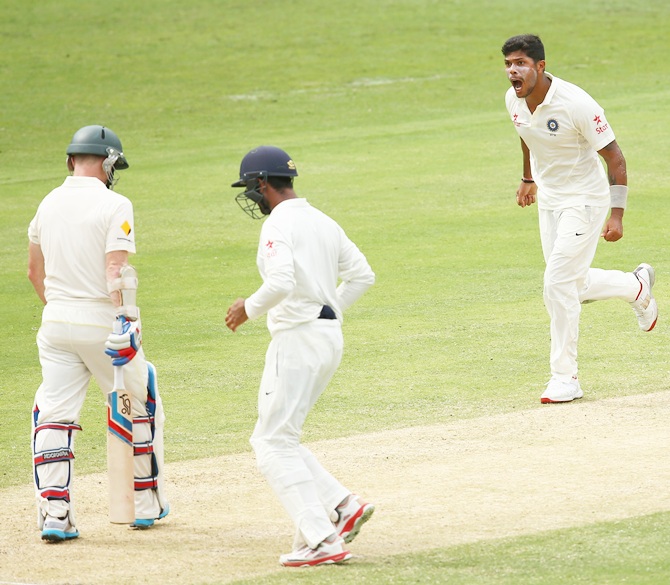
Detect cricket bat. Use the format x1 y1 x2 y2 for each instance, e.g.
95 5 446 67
107 318 135 524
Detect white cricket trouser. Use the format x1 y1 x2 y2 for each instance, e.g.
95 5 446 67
250 319 350 550
539 205 639 381
32 302 167 526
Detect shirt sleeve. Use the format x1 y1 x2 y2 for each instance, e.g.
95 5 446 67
336 228 375 312
572 93 616 152
106 197 136 254
244 222 296 321
28 214 39 245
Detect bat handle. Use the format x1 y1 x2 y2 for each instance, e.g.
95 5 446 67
114 364 125 388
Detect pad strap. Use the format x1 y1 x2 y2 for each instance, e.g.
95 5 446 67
134 442 154 456
34 422 82 435
135 476 159 490
38 487 71 503
34 448 74 466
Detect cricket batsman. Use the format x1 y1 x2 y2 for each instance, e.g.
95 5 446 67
27 125 169 541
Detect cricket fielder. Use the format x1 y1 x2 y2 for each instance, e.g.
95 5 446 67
27 125 169 542
226 146 376 567
502 35 658 403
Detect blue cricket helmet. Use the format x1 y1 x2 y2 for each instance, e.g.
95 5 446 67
231 146 298 187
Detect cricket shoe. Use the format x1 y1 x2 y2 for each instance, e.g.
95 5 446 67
630 263 658 331
279 534 352 568
541 377 583 404
131 503 170 530
332 494 375 544
41 514 79 542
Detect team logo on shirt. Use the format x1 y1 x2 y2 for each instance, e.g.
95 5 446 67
547 119 559 133
121 221 132 236
593 114 609 134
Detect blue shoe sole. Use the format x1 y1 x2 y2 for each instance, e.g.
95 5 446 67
131 503 170 529
42 529 79 542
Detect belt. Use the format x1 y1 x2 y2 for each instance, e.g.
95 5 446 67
318 305 337 320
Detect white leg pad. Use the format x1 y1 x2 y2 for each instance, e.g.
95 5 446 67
133 362 168 520
32 420 81 528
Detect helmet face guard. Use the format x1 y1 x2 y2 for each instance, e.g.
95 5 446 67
235 177 272 219
102 147 122 189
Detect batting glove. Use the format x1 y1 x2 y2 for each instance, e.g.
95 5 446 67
105 316 142 366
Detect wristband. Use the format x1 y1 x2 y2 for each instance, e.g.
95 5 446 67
521 177 534 184
610 185 628 209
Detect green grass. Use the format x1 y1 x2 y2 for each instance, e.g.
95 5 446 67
1 0 669 581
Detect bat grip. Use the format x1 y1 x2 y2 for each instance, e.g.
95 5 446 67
112 318 125 387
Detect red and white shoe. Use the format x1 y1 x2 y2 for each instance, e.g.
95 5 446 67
279 534 351 567
541 377 583 404
333 494 375 544
631 263 658 332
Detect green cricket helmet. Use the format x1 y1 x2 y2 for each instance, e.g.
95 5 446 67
66 125 129 170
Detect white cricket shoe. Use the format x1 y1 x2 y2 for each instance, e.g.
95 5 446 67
332 494 375 544
541 377 583 404
631 263 658 331
279 534 351 567
41 514 79 542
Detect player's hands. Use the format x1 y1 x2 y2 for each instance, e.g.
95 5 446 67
601 213 623 242
105 316 142 366
226 298 248 332
516 181 537 208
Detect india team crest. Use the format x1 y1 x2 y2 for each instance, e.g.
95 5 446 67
547 119 559 133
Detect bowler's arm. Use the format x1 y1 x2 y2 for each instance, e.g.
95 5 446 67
516 138 537 208
598 140 627 242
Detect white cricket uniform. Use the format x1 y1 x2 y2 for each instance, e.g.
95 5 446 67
245 198 374 549
506 73 639 381
28 175 167 526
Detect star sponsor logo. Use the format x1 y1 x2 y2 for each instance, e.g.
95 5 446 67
265 240 277 258
593 114 609 134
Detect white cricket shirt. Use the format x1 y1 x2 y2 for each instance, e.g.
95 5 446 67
505 73 616 210
28 176 136 305
244 198 375 335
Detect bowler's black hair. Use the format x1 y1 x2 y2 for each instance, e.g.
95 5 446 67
502 34 545 62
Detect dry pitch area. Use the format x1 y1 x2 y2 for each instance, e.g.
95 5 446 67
2 391 670 585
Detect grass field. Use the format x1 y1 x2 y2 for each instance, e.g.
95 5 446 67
1 0 670 583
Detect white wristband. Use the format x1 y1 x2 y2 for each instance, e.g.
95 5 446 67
610 185 628 209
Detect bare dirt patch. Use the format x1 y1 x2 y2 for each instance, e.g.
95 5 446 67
3 391 670 585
